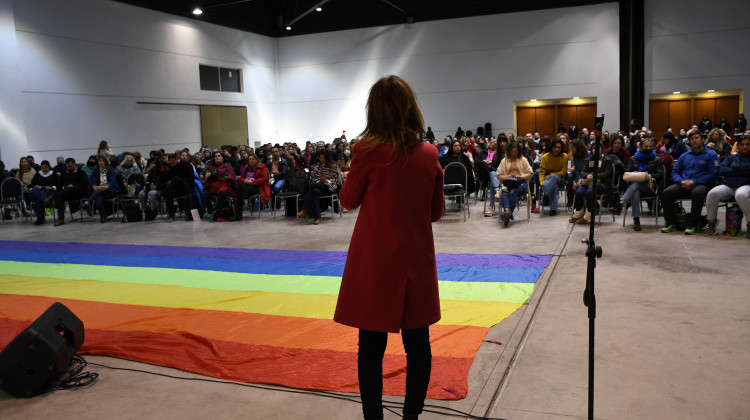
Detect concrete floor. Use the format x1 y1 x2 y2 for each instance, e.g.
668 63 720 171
0 198 748 420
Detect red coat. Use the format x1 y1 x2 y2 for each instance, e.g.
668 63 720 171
334 141 444 333
240 163 271 204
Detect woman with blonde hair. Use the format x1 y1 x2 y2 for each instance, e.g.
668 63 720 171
334 75 443 420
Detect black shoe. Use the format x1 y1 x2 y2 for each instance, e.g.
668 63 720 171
166 215 175 223
633 217 641 231
100 217 105 223
503 219 510 227
34 220 44 225
549 210 557 216
609 201 624 215
82 203 92 217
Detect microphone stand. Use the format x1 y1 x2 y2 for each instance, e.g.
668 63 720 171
582 115 604 420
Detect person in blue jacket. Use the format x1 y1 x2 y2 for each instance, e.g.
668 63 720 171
83 155 121 223
705 135 750 237
661 129 720 234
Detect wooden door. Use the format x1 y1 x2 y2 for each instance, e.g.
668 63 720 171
557 106 577 136
517 107 535 138
200 106 249 151
649 100 668 141
535 106 556 138
694 98 716 127
576 104 598 132
668 100 691 134
715 96 740 133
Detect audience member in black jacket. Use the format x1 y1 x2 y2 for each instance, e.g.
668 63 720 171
439 139 476 197
48 158 89 226
158 154 196 221
28 160 59 225
139 159 168 221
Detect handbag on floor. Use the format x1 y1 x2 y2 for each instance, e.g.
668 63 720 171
725 204 744 236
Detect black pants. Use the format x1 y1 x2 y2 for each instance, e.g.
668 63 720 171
303 182 329 218
53 187 84 221
202 190 237 215
662 183 709 227
88 189 116 220
358 327 431 420
238 183 260 204
160 177 192 216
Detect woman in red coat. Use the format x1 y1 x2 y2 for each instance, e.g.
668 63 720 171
334 75 444 420
237 153 271 209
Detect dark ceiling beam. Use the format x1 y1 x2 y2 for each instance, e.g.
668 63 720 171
199 0 257 12
380 0 407 15
284 0 331 29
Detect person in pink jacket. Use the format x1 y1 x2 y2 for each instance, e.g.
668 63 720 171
334 75 444 420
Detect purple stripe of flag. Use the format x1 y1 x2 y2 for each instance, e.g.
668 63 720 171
0 240 551 268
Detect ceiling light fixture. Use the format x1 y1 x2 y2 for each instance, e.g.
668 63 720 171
192 8 203 15
316 7 322 12
673 91 680 94
573 96 580 99
707 89 715 92
530 99 537 102
286 26 292 30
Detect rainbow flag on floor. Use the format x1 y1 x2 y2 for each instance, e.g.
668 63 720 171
0 240 551 400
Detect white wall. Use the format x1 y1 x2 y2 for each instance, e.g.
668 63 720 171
9 0 277 164
644 0 750 126
277 3 620 142
0 0 27 164
1 0 623 165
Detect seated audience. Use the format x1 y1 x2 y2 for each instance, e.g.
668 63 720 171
158 153 197 222
15 156 36 211
539 139 567 215
83 155 121 223
0 160 8 183
706 128 732 159
47 158 88 226
496 142 533 226
53 156 66 174
82 155 98 177
297 150 340 225
203 150 240 221
569 138 615 224
238 153 270 211
661 129 720 235
478 137 504 206
606 135 630 168
139 159 167 221
117 154 143 190
705 135 750 237
266 146 289 203
28 160 59 225
439 139 476 201
609 139 664 231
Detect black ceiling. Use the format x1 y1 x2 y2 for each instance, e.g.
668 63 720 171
113 0 607 38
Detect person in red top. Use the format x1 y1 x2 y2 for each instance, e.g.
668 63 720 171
334 75 444 420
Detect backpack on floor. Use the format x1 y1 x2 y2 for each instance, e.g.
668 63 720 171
121 201 142 222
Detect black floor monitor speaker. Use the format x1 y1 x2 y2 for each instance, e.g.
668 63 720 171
0 302 85 398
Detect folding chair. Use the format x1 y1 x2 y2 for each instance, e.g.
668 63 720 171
443 162 470 221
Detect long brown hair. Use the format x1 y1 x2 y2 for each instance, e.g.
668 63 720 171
357 75 425 164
